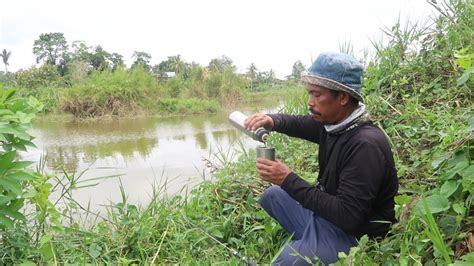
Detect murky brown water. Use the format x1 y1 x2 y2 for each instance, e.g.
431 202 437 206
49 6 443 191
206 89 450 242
24 101 282 210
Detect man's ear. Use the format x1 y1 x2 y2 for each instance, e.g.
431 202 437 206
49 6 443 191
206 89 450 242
339 92 350 106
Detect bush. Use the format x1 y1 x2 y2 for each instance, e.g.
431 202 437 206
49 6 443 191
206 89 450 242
0 89 60 263
14 64 65 89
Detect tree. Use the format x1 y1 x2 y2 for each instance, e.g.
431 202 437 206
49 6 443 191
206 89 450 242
89 46 111 71
261 69 276 84
33 32 69 66
288 60 306 81
247 63 258 80
131 51 152 71
168 55 186 75
70 41 124 72
208 55 235 72
110 53 124 71
71 40 91 62
0 49 11 73
153 55 190 79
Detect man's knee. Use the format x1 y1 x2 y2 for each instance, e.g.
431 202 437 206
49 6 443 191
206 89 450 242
258 185 286 209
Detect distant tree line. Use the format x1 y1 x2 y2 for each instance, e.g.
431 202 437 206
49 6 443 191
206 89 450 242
1 32 307 90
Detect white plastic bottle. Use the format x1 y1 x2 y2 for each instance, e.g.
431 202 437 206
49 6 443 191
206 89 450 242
228 111 270 143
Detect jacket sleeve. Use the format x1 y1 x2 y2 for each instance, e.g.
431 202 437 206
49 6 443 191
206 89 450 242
280 140 386 233
267 114 322 143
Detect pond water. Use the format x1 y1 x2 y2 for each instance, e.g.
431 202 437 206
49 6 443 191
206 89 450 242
24 100 283 211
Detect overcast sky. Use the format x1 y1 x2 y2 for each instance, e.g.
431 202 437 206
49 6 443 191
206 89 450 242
1 0 435 78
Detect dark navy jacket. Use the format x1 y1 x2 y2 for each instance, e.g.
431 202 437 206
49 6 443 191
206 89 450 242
268 114 398 238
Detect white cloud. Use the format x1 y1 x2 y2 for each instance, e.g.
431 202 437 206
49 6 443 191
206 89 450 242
1 0 434 77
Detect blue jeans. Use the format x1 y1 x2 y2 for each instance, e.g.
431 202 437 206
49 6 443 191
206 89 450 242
258 186 357 265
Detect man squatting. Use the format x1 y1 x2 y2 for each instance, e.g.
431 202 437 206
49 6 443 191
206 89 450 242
244 52 398 265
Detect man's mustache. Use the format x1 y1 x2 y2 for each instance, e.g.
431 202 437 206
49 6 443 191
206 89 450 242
309 108 321 116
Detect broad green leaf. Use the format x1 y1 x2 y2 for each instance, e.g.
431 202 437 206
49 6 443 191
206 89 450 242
28 96 43 111
452 202 465 215
22 189 38 198
431 153 449 169
468 117 474 130
0 177 22 194
0 109 14 116
439 180 459 198
18 139 37 149
16 111 36 124
0 213 14 228
9 161 34 170
39 234 52 246
449 151 468 168
13 143 27 152
5 171 36 182
457 66 474 86
455 56 472 69
0 209 26 221
255 210 268 220
452 252 474 266
443 160 470 180
40 238 54 259
0 194 12 205
395 194 412 206
0 126 31 140
89 243 102 258
9 99 27 113
0 150 16 169
1 89 16 102
416 194 450 214
460 165 474 181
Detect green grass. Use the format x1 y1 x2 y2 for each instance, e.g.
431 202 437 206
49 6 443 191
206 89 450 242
1 0 473 264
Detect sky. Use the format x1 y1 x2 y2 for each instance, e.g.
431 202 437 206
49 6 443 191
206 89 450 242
1 0 435 78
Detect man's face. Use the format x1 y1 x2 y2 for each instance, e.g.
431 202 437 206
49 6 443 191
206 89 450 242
307 84 344 125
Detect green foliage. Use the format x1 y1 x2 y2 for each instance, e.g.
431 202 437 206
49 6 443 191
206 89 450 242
2 1 472 264
60 67 160 117
153 98 219 114
131 51 152 71
1 49 12 73
207 55 235 72
245 63 278 92
14 65 65 89
32 32 70 75
287 60 306 81
69 40 124 72
203 67 247 106
166 76 185 98
334 0 474 264
0 89 59 258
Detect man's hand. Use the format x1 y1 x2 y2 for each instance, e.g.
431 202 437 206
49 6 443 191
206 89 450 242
256 158 292 186
244 113 274 131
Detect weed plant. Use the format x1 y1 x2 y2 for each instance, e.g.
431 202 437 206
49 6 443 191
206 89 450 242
1 0 473 264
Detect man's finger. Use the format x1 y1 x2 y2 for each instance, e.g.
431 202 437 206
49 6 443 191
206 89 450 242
257 168 271 176
257 158 274 165
251 117 265 130
256 162 273 172
259 174 271 182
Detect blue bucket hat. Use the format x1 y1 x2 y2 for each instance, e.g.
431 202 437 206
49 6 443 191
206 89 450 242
302 52 364 102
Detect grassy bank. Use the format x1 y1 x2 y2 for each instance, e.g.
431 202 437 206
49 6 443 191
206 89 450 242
1 0 473 264
4 60 297 118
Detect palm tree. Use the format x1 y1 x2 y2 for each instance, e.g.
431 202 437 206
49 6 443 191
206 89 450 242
0 49 12 73
169 55 185 75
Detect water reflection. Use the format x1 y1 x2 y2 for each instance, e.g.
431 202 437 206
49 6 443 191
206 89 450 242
25 100 282 210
